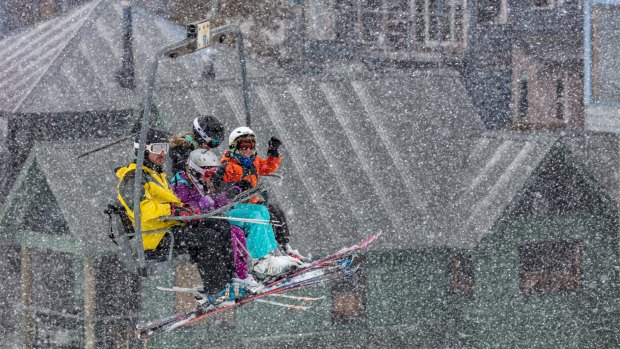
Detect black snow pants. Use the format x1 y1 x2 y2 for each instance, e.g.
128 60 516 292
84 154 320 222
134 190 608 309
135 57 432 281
149 219 235 295
267 202 290 246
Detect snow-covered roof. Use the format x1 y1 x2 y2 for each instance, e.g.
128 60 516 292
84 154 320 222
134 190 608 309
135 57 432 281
0 1 614 255
0 1 100 114
0 0 280 116
450 132 559 248
0 137 132 253
162 68 487 251
1 77 617 255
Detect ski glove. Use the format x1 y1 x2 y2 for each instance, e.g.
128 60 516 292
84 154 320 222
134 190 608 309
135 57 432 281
267 137 282 158
237 179 253 192
170 203 201 223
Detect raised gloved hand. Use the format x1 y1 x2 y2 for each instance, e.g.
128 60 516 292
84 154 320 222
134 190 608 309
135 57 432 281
170 203 201 223
267 137 282 158
198 196 215 211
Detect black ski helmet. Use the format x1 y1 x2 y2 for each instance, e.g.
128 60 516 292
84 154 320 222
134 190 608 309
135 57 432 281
193 115 224 148
133 128 170 155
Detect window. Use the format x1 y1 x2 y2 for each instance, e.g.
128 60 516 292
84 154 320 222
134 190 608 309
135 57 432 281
95 256 140 318
517 70 529 119
29 250 83 347
556 77 565 120
519 241 582 295
31 250 76 311
478 0 508 25
332 257 366 323
451 255 474 296
533 0 555 9
334 0 466 51
422 0 466 46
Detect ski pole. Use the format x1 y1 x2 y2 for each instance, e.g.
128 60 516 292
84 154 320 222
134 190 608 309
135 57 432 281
254 299 310 311
77 133 136 159
163 214 272 225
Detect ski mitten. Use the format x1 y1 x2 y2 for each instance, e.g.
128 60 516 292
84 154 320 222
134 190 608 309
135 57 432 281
267 137 282 157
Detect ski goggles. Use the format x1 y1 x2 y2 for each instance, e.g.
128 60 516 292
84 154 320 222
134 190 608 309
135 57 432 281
194 118 222 148
237 141 255 150
134 142 169 154
200 167 218 179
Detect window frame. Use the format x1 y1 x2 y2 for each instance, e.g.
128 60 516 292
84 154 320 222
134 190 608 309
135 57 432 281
556 74 565 120
517 70 529 119
331 256 367 323
533 0 556 10
450 254 475 297
332 0 467 52
477 0 508 25
518 240 583 296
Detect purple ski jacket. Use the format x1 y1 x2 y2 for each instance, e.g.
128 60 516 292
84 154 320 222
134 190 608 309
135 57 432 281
169 171 228 211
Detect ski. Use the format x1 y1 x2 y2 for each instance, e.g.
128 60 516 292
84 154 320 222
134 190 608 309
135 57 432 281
266 294 324 301
254 299 311 310
263 231 382 288
138 264 344 339
156 286 202 293
137 231 381 339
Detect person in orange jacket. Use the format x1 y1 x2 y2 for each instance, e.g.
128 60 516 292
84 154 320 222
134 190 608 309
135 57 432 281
213 127 309 276
217 126 281 190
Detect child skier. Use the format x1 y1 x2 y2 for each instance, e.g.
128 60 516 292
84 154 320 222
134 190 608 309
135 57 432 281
170 149 259 288
214 127 307 278
169 114 224 174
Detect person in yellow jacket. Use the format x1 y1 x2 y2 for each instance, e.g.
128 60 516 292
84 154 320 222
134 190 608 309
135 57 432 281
116 128 243 306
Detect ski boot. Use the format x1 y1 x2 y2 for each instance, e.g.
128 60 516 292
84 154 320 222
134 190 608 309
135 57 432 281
196 282 249 309
252 254 305 280
232 275 263 294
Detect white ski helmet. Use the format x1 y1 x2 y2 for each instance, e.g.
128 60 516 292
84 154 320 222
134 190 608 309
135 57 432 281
187 149 220 174
228 126 255 148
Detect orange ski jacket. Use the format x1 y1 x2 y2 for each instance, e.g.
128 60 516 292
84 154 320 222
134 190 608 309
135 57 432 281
219 151 281 188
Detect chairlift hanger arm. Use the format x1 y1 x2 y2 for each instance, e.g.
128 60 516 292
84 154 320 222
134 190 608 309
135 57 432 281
133 39 191 276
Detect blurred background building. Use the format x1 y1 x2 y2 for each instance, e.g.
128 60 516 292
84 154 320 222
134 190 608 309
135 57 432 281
2 1 620 348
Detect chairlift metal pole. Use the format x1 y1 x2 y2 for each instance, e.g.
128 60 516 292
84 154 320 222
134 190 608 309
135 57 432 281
133 38 193 276
210 24 252 126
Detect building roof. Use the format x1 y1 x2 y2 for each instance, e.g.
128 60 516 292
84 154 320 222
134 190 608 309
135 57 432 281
450 132 559 248
1 75 617 255
0 137 133 254
0 68 489 255
450 130 618 248
0 0 280 115
1 1 615 257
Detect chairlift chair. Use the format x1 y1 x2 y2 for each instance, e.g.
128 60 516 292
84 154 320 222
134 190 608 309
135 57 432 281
104 174 283 277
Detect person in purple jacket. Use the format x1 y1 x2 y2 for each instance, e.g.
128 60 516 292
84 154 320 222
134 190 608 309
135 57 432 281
170 149 259 288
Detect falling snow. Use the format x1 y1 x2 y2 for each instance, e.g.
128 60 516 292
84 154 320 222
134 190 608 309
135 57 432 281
0 0 619 348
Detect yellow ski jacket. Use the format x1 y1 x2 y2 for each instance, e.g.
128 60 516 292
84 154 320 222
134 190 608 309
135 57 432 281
116 162 183 250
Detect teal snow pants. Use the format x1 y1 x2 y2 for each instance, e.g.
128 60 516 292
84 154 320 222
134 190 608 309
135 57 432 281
226 203 278 259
